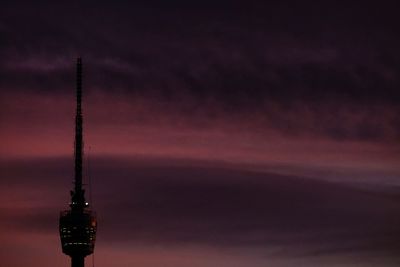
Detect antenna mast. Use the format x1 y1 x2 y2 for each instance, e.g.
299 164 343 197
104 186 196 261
71 57 86 212
60 58 97 267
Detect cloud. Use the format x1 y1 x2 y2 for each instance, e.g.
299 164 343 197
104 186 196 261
1 157 400 260
1 2 400 266
1 1 399 101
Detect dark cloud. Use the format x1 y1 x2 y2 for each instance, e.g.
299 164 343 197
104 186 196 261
1 3 400 143
1 1 399 101
1 2 400 266
94 158 400 256
2 157 400 261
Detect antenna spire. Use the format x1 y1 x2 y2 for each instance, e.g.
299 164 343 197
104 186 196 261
72 57 86 211
60 58 97 267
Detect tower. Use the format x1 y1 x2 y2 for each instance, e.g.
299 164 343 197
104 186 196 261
59 58 97 267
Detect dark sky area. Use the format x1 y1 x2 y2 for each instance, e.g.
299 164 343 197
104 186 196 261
0 1 400 266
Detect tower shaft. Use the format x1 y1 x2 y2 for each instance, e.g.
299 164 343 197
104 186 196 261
72 255 84 267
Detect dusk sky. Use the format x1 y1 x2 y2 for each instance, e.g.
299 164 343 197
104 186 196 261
1 1 400 267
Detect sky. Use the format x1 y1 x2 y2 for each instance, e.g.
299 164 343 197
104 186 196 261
1 1 400 266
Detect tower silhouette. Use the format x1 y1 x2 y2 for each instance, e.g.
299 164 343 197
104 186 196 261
59 58 97 267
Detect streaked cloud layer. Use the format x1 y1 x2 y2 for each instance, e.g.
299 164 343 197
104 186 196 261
0 1 399 266
1 158 400 267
